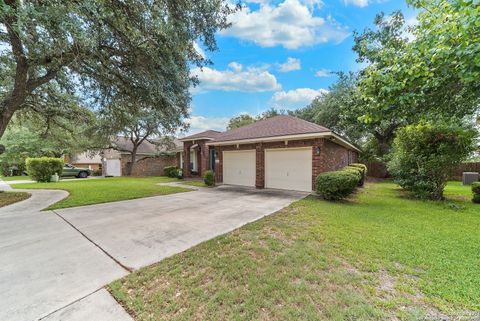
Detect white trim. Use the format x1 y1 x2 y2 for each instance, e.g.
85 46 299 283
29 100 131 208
179 137 215 142
206 132 360 152
190 150 198 172
329 133 360 152
207 132 330 146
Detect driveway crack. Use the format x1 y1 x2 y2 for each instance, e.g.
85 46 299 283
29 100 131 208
51 210 133 273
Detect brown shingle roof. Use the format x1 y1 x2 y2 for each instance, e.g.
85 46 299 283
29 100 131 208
213 115 330 143
180 130 222 141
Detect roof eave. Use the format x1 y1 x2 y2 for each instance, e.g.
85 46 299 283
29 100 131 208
179 137 215 142
206 132 361 152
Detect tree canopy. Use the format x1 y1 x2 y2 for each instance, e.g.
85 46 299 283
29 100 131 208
0 104 96 175
0 0 233 137
227 108 286 130
296 2 480 160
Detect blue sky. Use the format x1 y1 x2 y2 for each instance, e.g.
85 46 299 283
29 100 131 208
187 0 417 134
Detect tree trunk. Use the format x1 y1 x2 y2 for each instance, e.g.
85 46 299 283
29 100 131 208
0 107 16 138
127 145 138 176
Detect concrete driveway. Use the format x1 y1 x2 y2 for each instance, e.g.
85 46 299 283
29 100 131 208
0 184 306 321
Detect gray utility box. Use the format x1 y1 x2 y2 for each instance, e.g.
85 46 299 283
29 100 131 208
462 172 479 185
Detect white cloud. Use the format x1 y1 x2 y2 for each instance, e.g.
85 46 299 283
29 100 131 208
315 69 332 77
277 57 301 72
220 0 350 49
270 88 328 108
191 62 281 93
343 0 368 7
185 115 229 133
193 42 206 59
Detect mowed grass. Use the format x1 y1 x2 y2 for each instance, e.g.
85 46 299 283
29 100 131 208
0 191 31 207
109 181 480 321
180 180 210 188
1 175 31 181
12 177 191 210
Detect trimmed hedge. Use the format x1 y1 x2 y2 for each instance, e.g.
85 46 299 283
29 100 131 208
349 163 367 175
164 166 178 178
315 170 360 201
346 164 367 186
26 157 64 182
204 170 215 186
472 182 480 204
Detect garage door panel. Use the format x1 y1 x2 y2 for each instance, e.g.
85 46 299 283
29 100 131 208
265 148 312 192
223 150 256 187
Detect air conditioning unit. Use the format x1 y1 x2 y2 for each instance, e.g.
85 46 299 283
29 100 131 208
462 172 479 185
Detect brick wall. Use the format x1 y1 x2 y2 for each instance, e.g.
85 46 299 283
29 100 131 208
322 139 350 172
121 154 176 176
214 138 357 190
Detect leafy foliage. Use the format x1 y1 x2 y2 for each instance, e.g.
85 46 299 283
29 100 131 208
0 105 96 175
472 182 480 204
388 123 477 200
0 0 233 136
297 5 480 161
97 97 186 175
26 157 64 182
226 108 286 130
203 170 215 186
164 166 179 178
315 170 360 201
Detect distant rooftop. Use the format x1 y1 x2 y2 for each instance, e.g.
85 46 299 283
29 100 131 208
180 130 222 141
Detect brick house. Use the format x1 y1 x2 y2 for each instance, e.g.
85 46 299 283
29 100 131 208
68 136 181 176
177 115 360 192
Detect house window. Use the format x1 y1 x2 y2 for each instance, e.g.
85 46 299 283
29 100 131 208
190 150 197 172
179 152 184 169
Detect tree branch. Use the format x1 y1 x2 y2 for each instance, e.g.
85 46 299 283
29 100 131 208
26 69 58 92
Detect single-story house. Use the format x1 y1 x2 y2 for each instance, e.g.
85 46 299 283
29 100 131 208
67 136 181 176
177 115 360 192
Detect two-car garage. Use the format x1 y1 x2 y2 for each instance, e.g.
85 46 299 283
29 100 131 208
222 148 313 192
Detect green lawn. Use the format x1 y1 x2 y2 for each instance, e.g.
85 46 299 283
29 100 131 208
110 181 479 321
1 175 31 181
179 180 210 188
12 177 191 210
0 191 31 207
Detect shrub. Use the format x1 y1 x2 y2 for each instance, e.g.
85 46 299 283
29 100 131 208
347 163 367 186
349 163 367 175
472 182 480 194
177 168 183 179
388 122 477 200
472 182 480 204
204 170 215 186
344 166 364 185
164 166 178 178
315 170 360 200
473 194 480 204
26 157 64 182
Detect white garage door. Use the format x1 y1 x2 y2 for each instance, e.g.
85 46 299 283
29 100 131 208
223 150 256 187
105 159 121 176
265 148 312 192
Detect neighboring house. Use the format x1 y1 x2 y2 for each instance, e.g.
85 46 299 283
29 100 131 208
65 152 103 171
177 115 360 192
67 136 181 176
